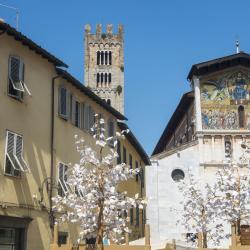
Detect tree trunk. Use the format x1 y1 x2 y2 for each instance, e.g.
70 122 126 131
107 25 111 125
203 232 208 248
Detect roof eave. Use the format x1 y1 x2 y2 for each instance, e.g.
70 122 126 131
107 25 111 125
56 68 127 121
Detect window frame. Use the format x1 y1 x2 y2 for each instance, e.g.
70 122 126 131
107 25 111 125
58 162 71 197
8 55 31 100
58 85 70 120
4 130 29 177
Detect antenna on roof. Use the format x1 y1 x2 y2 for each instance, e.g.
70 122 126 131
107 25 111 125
0 3 19 30
236 40 240 54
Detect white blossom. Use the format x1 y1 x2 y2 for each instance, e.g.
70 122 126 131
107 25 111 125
52 115 144 247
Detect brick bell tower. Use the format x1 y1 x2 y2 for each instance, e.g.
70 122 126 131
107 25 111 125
84 24 125 114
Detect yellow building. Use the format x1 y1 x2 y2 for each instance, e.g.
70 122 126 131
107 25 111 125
0 21 150 250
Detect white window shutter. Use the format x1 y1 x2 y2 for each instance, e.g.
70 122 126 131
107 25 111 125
6 132 18 170
15 135 29 172
58 163 70 196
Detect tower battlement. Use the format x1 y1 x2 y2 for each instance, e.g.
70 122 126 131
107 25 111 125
84 23 125 114
84 24 123 42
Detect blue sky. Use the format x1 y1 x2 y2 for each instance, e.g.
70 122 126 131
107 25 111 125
1 0 250 154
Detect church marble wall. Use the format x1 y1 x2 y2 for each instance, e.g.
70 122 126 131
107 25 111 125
200 70 250 130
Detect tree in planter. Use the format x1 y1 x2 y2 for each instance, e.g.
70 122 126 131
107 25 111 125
180 143 250 248
210 148 250 242
179 170 225 248
52 115 144 250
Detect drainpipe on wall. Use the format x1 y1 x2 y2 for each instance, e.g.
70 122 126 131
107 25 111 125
50 73 60 228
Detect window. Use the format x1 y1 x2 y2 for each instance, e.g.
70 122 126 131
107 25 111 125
129 154 133 169
140 168 144 188
136 205 140 227
0 228 24 249
225 139 232 159
71 97 80 128
97 51 100 65
97 51 112 65
8 56 31 99
108 73 111 84
171 169 185 182
117 140 121 164
107 119 115 147
105 51 108 65
123 146 127 164
109 51 112 65
238 105 245 128
5 131 29 176
96 73 100 87
130 207 134 225
58 86 69 119
135 161 139 182
83 104 89 131
107 99 111 105
88 106 95 133
101 51 104 65
58 163 70 197
58 232 68 246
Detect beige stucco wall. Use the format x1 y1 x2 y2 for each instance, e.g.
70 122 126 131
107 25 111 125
0 33 55 250
0 33 147 249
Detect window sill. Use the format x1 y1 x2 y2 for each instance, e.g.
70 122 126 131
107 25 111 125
4 173 21 179
8 93 23 102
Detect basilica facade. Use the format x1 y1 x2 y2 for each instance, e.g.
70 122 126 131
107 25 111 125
146 52 250 249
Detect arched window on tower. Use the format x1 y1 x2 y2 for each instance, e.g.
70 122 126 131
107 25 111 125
105 51 108 65
101 51 104 65
109 51 112 65
108 73 112 85
107 99 111 105
238 105 245 128
100 73 104 87
96 73 100 87
104 73 108 85
97 51 100 65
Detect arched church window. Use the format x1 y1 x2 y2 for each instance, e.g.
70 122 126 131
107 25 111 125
171 169 185 182
97 51 100 65
107 99 111 105
238 105 245 128
109 51 112 65
101 51 104 65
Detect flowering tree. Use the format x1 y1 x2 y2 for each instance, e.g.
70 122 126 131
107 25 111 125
211 144 250 238
180 142 250 248
52 115 144 249
179 170 225 248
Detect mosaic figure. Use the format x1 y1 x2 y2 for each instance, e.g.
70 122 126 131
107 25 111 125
202 110 238 130
201 71 250 103
230 72 248 100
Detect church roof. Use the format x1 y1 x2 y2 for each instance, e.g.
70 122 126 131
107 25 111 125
187 52 250 80
152 91 194 156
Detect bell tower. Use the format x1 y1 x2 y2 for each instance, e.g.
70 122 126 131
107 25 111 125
84 24 124 114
